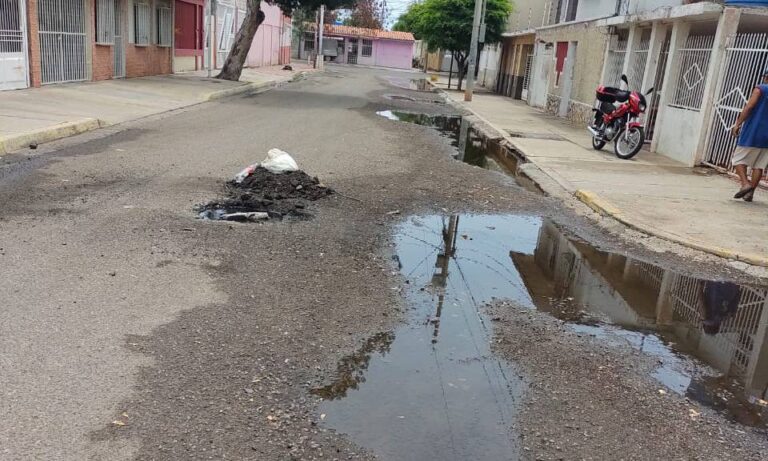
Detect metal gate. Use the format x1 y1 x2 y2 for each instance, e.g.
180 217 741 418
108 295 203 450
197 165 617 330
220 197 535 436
347 38 358 64
603 34 628 86
645 33 670 141
521 53 532 101
705 33 768 177
0 0 29 90
113 0 125 78
38 0 88 84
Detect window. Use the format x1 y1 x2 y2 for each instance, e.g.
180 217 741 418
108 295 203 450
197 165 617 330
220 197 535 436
133 1 151 45
96 0 116 44
156 1 172 46
361 39 372 57
304 31 315 53
555 41 568 87
565 0 578 22
218 8 234 51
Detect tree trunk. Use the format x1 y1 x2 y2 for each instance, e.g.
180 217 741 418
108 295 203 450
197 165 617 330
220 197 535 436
216 0 265 81
456 56 466 91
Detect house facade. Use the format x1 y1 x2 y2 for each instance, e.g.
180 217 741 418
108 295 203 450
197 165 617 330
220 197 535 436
0 0 174 90
0 0 292 90
301 24 414 70
484 0 768 171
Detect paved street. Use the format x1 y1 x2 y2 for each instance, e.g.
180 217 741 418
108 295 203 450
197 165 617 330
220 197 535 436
1 66 767 460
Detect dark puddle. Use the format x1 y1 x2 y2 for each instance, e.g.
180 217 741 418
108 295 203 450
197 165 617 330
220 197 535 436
376 110 524 179
314 215 767 459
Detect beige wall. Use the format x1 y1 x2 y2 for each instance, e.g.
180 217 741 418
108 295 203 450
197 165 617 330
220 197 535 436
536 21 609 122
506 0 552 33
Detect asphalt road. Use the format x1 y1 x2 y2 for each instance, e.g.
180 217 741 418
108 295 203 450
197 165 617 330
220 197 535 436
1 66 765 460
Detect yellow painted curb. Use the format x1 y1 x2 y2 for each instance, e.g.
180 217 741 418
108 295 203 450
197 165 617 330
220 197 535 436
574 190 623 218
0 118 102 155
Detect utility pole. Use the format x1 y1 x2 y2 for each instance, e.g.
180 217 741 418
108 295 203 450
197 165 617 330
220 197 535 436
317 4 325 69
464 0 484 101
207 0 216 77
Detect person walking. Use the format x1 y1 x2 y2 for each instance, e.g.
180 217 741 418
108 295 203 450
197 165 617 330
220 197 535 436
730 67 768 202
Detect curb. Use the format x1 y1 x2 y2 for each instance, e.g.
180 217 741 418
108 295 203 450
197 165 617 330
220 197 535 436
0 72 312 155
432 84 768 268
205 79 280 101
0 118 103 155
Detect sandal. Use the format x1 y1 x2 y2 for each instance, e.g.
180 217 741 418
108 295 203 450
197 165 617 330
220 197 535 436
734 186 756 199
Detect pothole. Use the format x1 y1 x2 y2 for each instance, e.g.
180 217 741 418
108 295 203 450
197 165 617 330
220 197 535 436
197 167 333 222
313 214 767 459
376 110 532 188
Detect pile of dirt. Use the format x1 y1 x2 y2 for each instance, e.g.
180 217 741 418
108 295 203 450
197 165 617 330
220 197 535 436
198 167 333 221
233 167 333 201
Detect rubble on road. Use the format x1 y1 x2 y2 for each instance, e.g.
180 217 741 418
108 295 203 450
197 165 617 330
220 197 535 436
198 164 334 222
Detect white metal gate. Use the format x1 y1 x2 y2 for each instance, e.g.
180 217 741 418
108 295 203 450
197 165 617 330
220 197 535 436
113 0 124 78
521 53 533 101
38 0 88 84
705 33 768 174
626 30 651 91
646 34 670 141
603 34 628 86
0 0 29 90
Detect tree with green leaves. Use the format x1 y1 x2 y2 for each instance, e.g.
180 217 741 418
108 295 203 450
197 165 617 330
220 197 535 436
393 0 511 89
217 0 355 81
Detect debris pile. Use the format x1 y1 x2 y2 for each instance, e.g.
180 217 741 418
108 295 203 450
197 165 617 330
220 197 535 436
198 151 333 222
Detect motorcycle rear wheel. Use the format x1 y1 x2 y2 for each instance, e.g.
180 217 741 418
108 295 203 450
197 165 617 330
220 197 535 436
592 136 606 150
614 126 645 160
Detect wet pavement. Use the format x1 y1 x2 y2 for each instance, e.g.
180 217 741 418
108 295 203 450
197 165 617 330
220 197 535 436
315 214 768 459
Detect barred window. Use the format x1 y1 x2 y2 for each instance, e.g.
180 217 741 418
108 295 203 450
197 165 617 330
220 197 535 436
156 1 172 46
304 32 315 52
362 39 372 57
96 0 115 44
133 1 151 45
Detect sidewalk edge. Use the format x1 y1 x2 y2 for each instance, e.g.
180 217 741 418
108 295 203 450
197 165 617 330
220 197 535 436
435 86 768 267
0 118 103 155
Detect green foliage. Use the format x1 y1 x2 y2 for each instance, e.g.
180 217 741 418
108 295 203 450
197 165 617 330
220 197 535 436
394 0 512 54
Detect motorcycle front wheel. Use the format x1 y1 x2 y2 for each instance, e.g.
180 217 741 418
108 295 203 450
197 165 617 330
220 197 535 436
614 126 645 160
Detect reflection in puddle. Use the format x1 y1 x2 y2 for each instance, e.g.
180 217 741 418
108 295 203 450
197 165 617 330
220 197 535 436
316 215 768 458
316 215 533 460
514 220 768 427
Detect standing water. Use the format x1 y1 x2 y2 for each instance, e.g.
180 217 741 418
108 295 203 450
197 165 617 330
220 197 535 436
314 214 768 460
314 215 539 460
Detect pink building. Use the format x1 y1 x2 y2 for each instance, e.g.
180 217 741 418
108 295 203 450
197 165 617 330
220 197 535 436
305 25 414 70
245 2 292 67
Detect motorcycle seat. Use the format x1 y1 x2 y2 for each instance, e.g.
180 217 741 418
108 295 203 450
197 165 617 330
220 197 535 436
596 87 630 103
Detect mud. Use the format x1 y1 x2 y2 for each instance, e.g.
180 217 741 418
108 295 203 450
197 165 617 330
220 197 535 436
197 167 333 220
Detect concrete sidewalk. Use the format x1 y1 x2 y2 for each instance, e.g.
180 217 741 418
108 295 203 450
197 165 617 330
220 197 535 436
0 63 313 155
436 84 768 267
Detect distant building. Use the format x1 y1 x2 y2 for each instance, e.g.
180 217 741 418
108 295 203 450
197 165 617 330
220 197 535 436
300 24 414 70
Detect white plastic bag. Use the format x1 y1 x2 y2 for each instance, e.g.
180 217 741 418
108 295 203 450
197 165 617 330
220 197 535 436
261 148 299 174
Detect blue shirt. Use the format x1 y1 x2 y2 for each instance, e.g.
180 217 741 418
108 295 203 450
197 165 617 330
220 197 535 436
739 84 768 148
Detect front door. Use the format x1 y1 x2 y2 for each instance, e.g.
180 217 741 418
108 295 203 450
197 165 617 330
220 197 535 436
113 0 125 78
0 0 29 90
347 38 358 64
38 0 88 84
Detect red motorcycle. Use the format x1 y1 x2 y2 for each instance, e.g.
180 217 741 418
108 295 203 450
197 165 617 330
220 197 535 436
588 75 653 160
